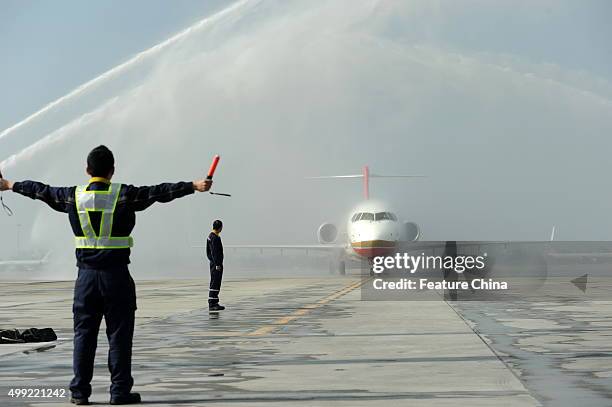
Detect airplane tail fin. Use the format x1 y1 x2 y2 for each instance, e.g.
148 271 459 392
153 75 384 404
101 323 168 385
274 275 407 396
550 226 556 242
306 166 425 200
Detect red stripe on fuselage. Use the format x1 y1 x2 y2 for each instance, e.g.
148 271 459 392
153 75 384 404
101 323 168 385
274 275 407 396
351 240 396 259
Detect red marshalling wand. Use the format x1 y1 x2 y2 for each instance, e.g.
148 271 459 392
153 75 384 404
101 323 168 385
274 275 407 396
206 155 231 197
207 155 220 179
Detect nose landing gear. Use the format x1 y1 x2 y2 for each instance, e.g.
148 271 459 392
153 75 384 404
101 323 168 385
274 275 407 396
329 259 346 275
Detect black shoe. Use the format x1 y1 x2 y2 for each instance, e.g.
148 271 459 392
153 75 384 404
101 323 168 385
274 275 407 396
209 304 226 311
110 392 141 405
70 397 90 405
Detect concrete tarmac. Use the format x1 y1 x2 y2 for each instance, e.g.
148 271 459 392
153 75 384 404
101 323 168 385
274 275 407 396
0 274 594 406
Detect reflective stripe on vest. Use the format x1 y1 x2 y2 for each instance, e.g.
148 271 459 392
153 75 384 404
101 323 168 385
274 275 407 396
74 183 133 249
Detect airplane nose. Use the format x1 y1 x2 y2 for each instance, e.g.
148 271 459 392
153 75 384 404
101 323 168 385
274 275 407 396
372 230 397 242
376 225 396 241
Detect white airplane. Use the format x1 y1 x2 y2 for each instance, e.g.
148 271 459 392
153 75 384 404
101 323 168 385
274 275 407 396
225 166 425 274
0 251 52 272
204 166 612 291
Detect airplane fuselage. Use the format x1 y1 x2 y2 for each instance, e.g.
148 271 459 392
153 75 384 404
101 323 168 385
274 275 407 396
346 201 411 260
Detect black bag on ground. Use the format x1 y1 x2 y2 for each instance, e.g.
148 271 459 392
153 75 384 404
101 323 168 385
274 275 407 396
0 329 24 344
20 328 57 343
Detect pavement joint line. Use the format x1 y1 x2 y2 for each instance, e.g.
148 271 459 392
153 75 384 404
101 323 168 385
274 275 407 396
445 301 541 403
137 390 531 404
247 279 365 337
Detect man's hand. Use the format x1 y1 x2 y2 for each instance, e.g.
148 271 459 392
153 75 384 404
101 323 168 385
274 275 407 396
193 179 213 192
0 179 13 192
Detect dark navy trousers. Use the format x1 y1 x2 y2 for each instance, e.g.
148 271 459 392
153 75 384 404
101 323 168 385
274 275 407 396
69 267 137 399
208 263 223 306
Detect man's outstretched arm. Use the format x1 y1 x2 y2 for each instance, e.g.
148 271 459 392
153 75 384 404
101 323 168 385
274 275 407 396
0 178 73 213
126 179 212 211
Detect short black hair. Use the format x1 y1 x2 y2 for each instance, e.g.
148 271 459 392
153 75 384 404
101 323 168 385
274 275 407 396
213 220 223 230
87 145 114 177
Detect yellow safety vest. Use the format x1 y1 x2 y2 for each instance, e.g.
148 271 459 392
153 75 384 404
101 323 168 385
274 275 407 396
74 182 133 249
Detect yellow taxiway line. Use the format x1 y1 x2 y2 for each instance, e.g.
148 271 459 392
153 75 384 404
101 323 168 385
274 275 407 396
248 279 366 336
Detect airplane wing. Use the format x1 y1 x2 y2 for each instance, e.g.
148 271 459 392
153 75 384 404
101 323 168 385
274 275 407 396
195 237 612 260
397 240 612 261
228 244 343 250
0 259 44 266
194 244 345 251
0 251 52 269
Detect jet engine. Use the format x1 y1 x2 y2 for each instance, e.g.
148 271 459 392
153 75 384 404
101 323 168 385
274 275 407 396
318 223 338 244
404 222 420 241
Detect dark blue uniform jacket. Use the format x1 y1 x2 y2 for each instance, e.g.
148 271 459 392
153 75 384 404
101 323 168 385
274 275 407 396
206 232 224 267
13 180 194 269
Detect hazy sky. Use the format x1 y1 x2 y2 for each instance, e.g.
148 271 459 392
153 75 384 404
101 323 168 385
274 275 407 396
1 0 610 134
2 0 612 278
0 0 229 131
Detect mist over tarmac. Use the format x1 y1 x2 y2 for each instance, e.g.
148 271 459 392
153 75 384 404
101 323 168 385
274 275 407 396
1 0 612 279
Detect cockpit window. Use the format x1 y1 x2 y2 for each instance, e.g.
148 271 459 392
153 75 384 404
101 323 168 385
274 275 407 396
354 212 392 222
373 212 398 221
360 212 374 221
351 212 397 222
374 212 388 221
